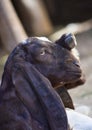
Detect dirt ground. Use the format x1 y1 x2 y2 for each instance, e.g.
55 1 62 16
68 29 92 117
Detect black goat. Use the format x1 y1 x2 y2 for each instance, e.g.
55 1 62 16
0 34 85 130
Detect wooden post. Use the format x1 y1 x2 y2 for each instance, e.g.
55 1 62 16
12 0 53 35
0 0 27 54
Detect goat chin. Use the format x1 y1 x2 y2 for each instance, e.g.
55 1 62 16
66 108 92 130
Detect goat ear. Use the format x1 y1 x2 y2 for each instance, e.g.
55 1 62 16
55 33 77 50
12 63 49 130
12 61 68 130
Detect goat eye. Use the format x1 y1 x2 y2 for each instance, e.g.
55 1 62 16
40 50 45 55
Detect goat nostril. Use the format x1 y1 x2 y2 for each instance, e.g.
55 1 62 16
66 59 80 67
73 61 80 67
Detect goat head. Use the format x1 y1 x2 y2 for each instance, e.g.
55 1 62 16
0 34 85 130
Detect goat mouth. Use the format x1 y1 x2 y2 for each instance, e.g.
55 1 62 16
53 82 65 88
66 71 82 76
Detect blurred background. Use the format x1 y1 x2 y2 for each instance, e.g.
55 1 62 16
0 0 92 116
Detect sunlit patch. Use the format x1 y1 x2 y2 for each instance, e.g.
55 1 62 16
71 48 80 60
21 39 28 45
72 34 77 46
36 37 51 42
66 108 92 130
21 39 31 45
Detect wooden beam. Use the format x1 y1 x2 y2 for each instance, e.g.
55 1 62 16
0 0 27 54
12 0 53 35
